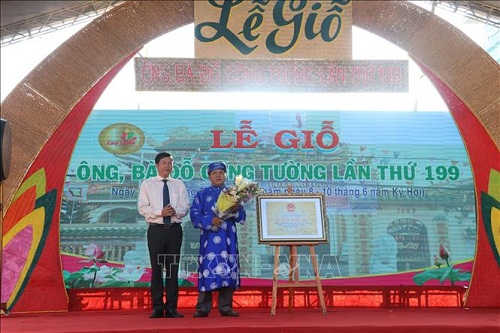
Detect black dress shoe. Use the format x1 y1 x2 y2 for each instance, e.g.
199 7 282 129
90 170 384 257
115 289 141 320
165 309 184 318
149 310 164 318
193 311 208 318
221 310 239 317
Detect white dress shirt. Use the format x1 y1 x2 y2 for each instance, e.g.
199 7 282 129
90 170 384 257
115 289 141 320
138 175 190 224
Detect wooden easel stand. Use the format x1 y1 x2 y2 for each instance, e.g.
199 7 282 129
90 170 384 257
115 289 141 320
270 242 327 315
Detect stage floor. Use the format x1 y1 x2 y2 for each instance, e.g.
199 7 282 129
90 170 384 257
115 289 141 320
2 307 499 333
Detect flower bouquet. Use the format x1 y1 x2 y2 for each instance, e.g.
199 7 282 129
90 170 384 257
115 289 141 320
213 175 263 222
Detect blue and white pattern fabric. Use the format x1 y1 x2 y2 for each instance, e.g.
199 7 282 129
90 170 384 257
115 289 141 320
190 185 246 292
207 161 226 174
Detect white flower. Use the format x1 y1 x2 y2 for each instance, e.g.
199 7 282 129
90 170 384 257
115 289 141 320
235 174 249 192
116 264 145 282
83 265 115 284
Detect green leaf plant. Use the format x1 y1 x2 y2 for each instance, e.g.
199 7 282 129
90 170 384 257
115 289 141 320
413 244 471 286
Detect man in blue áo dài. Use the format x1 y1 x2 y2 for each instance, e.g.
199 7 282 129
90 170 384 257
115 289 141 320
190 161 246 317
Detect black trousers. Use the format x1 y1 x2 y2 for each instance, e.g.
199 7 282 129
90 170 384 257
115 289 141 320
147 223 183 311
195 287 234 314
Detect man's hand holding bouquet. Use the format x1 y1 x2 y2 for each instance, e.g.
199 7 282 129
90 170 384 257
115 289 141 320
212 175 263 228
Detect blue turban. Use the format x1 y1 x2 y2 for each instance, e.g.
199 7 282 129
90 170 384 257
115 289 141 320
208 162 226 174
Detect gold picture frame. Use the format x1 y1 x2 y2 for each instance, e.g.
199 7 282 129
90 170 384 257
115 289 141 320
256 193 328 244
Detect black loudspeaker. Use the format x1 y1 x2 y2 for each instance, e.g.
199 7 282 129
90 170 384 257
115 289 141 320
1 119 12 181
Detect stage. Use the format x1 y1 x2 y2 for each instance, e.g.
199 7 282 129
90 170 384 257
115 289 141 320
6 286 499 333
2 307 499 333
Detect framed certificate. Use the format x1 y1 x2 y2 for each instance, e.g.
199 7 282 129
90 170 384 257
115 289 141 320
256 193 328 243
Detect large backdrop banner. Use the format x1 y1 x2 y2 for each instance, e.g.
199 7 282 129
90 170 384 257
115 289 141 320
60 109 474 289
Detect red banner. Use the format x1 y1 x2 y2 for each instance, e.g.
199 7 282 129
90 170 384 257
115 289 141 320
135 58 408 93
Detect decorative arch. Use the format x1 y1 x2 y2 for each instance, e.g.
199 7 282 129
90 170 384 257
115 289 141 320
1 1 499 312
388 218 430 271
